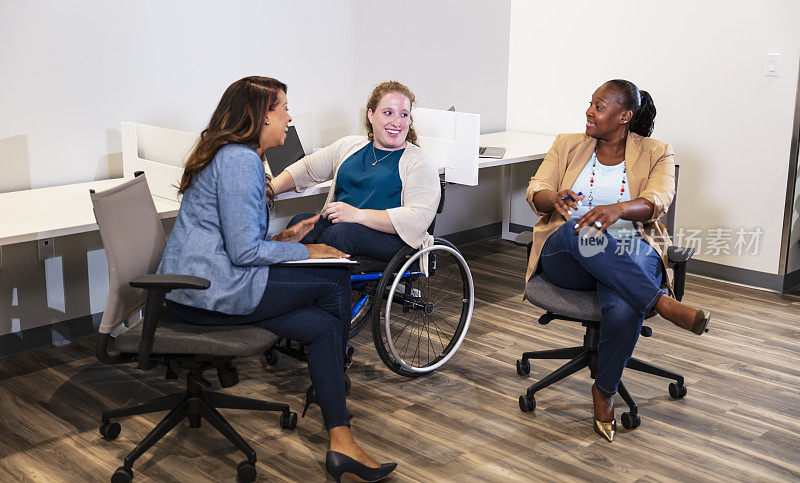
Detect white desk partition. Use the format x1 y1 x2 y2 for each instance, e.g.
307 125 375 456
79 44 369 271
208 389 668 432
123 112 481 202
412 108 480 186
122 122 198 202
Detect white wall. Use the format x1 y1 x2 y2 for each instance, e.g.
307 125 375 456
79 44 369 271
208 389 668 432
0 0 365 190
0 0 512 337
507 0 800 275
351 0 512 235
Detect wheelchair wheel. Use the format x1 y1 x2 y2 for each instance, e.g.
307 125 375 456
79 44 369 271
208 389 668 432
349 281 374 339
371 238 473 377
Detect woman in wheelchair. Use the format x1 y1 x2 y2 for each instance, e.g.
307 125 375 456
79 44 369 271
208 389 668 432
525 79 711 442
157 76 397 482
269 80 441 261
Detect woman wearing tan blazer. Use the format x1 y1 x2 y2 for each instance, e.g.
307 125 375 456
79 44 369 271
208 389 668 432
525 80 711 442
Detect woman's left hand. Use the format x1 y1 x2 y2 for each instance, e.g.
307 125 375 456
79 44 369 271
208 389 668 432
574 203 623 235
273 214 319 242
322 201 362 224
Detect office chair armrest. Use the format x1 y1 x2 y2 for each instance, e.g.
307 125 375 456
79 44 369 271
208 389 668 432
130 274 211 290
130 274 210 370
667 246 695 264
667 246 695 302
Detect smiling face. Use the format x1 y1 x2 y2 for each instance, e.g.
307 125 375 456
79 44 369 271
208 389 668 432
367 92 411 150
258 89 291 155
585 83 632 140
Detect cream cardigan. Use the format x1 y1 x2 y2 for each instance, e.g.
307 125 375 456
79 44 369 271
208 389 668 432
284 135 441 249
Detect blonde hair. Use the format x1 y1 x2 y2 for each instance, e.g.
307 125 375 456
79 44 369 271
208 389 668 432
363 80 419 146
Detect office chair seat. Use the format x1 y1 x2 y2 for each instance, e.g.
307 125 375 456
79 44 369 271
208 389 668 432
525 273 603 321
114 316 279 357
525 273 668 322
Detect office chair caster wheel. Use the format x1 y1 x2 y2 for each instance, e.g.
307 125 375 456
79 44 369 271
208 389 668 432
516 359 530 376
111 466 133 483
218 366 239 388
519 394 535 412
621 411 641 430
99 421 120 440
237 460 257 482
280 411 298 430
669 382 687 399
640 325 653 337
263 347 280 368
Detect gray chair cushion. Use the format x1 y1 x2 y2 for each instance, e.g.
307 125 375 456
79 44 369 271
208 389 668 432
524 273 603 322
524 273 668 322
114 315 279 357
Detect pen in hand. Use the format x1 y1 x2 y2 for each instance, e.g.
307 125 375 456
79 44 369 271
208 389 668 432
561 191 583 218
562 191 583 201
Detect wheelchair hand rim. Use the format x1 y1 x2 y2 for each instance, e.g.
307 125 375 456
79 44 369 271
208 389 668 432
384 244 473 373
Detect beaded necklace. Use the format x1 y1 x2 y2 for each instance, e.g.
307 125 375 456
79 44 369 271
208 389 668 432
587 150 626 207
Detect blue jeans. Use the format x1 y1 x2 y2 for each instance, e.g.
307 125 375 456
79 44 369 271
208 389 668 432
288 213 409 262
539 221 663 396
167 266 352 430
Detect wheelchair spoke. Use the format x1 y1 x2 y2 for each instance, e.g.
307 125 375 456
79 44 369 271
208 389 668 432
428 316 449 352
432 267 458 303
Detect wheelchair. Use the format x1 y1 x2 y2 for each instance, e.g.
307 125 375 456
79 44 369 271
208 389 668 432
265 181 474 377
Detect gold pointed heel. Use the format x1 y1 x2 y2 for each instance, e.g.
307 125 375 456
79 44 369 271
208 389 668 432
593 418 616 442
692 310 711 335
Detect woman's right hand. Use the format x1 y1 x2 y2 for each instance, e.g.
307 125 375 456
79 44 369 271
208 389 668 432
305 243 349 259
552 189 585 220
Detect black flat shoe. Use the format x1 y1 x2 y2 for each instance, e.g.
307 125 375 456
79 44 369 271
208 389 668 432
325 451 397 483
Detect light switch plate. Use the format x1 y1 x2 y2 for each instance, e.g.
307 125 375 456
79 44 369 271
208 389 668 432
765 53 781 77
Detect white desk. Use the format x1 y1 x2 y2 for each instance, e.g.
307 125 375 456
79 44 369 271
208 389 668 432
478 131 556 240
0 178 180 255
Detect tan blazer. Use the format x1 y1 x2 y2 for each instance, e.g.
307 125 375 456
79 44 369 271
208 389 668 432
525 132 676 294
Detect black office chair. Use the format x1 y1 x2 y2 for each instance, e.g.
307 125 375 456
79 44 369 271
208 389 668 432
518 166 694 430
90 173 296 483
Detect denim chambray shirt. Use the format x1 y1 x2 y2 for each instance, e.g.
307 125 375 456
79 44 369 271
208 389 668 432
157 144 310 315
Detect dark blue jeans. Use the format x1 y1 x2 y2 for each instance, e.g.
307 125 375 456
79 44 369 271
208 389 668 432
166 266 352 430
539 221 663 396
288 213 409 262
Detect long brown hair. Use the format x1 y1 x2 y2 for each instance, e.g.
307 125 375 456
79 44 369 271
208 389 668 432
178 76 287 195
363 80 419 146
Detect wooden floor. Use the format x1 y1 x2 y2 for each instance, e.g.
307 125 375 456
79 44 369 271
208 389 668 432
1 239 799 482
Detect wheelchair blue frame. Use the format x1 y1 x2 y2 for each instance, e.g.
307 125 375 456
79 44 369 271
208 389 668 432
350 270 421 319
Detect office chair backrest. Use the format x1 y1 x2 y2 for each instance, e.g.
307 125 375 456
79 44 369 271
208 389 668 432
427 180 447 235
662 164 680 238
91 174 166 335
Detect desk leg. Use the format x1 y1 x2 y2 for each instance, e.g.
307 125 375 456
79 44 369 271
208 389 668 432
501 165 514 241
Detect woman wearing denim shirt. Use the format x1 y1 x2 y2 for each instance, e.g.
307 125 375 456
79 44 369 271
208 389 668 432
158 77 396 482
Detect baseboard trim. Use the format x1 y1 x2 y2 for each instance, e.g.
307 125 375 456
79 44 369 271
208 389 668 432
0 313 101 359
441 222 502 247
686 259 784 292
508 222 532 234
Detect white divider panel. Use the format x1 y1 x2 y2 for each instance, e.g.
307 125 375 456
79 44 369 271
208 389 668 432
122 122 199 202
412 108 480 186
